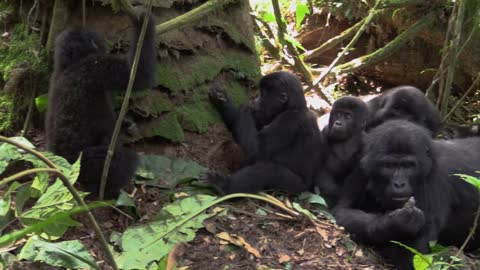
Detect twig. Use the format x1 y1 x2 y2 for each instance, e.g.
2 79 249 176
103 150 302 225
0 135 118 270
454 192 480 258
442 74 480 123
82 0 86 27
304 16 367 62
332 10 436 75
271 0 313 84
305 1 381 93
21 72 35 137
155 0 238 36
0 168 57 186
439 0 466 115
99 1 153 199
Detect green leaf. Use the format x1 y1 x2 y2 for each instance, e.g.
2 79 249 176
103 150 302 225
20 176 87 239
116 195 217 270
298 192 328 208
260 12 276 23
392 241 433 270
295 2 310 30
457 174 480 190
136 155 207 187
284 34 306 51
15 183 32 216
0 181 21 216
292 202 319 221
34 94 48 113
0 252 16 268
18 236 99 269
0 202 105 247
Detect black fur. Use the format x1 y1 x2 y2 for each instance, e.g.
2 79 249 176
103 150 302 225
333 120 480 269
46 10 156 198
314 96 368 207
207 71 322 194
366 86 441 134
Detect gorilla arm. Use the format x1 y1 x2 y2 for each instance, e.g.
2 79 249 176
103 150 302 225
77 11 157 92
333 171 426 245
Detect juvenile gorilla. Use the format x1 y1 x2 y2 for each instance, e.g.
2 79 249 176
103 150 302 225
316 86 442 135
46 10 156 198
333 120 480 269
314 96 368 207
207 71 322 194
366 86 441 134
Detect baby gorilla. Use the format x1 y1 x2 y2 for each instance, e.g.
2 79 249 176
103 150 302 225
314 96 368 207
207 71 322 194
46 9 156 198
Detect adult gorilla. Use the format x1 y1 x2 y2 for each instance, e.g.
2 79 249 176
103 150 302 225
207 71 322 194
333 120 480 269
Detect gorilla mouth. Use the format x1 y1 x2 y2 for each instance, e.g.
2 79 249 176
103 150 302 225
391 197 410 204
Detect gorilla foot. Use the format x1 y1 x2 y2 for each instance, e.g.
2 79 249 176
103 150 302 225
202 172 228 196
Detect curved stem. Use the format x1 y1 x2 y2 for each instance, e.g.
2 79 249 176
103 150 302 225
0 168 59 186
0 135 118 270
0 136 58 169
142 193 299 249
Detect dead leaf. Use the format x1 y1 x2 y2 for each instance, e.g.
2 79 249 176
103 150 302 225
278 254 291 263
216 232 261 258
297 248 305 255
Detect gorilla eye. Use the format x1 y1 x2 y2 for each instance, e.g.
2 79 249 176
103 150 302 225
345 113 352 120
279 92 288 103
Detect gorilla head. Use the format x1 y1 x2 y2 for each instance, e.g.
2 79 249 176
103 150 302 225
362 120 433 210
54 28 107 72
368 86 441 134
327 96 368 141
254 71 306 127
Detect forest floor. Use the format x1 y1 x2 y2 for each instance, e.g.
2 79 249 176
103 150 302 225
5 116 391 270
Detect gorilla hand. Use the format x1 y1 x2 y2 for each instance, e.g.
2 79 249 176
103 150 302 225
385 197 425 235
209 85 232 111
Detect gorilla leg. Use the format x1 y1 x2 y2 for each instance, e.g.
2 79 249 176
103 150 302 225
208 163 307 195
78 146 139 199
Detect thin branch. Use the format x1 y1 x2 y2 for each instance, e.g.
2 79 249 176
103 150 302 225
440 0 466 115
99 1 153 199
155 0 238 36
442 74 480 123
0 135 118 270
305 2 381 93
271 0 313 84
82 0 86 27
332 10 436 75
0 168 58 186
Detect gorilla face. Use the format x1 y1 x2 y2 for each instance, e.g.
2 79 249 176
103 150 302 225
254 71 306 127
362 120 433 210
328 109 354 140
327 96 368 141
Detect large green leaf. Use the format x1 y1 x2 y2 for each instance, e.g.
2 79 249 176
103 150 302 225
115 195 217 270
34 94 48 113
18 236 99 270
136 155 207 187
20 157 84 239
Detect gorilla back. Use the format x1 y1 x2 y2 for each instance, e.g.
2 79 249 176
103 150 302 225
333 120 480 269
208 71 322 194
45 10 156 198
46 12 156 163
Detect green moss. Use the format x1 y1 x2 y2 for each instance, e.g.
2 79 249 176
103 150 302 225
0 24 48 81
0 94 14 132
156 50 260 94
177 100 219 133
130 90 174 117
139 112 184 142
225 80 249 106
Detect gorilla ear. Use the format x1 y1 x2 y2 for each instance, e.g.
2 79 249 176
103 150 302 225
279 92 288 103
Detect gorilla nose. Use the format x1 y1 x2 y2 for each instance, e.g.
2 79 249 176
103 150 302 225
335 121 342 126
393 182 405 189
